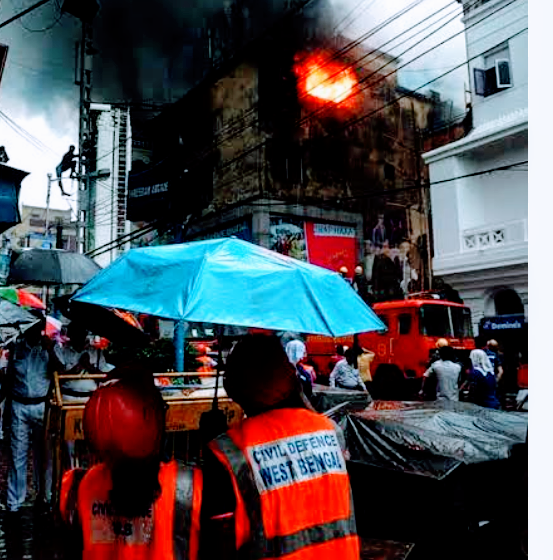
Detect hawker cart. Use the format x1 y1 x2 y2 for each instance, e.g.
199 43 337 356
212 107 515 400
45 370 243 508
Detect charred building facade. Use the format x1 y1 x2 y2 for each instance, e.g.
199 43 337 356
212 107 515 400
128 3 464 299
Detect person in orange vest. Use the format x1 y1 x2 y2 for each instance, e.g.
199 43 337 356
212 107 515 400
59 367 202 560
202 334 360 559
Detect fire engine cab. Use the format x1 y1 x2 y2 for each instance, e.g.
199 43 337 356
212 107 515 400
306 293 476 381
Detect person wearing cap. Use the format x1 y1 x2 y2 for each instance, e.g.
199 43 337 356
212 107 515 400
204 334 359 559
338 266 352 285
59 368 202 560
352 264 372 305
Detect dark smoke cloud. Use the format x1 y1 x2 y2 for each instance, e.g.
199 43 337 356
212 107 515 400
1 0 332 129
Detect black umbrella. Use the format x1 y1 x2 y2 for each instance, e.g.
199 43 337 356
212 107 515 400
53 295 148 346
8 248 101 285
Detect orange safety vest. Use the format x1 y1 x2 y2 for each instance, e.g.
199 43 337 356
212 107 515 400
209 408 360 559
60 459 202 560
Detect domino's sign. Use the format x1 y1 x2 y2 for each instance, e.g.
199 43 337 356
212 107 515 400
481 314 525 331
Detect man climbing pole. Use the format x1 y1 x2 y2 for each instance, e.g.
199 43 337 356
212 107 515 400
55 145 79 196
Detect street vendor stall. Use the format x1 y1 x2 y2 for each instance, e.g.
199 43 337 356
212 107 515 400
45 370 243 506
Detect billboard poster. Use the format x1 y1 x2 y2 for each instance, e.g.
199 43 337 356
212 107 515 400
364 198 428 300
269 217 307 261
270 216 358 275
304 222 357 274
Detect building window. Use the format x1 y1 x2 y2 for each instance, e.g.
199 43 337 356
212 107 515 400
398 313 411 335
473 43 512 97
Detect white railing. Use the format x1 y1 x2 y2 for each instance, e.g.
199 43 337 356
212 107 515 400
461 219 527 251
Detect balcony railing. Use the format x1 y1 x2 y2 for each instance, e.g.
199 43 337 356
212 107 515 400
461 219 527 251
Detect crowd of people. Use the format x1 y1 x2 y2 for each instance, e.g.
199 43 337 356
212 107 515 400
421 338 504 408
0 303 517 560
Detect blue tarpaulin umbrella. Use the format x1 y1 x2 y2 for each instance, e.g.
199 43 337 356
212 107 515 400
72 238 385 337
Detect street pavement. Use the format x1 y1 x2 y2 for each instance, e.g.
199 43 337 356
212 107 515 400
0 438 62 560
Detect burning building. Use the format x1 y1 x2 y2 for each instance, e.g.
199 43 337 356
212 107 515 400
127 2 461 298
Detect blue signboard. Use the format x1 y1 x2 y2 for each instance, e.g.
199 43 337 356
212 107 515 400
480 314 526 331
191 219 253 242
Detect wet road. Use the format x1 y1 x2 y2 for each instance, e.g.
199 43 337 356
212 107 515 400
0 439 62 560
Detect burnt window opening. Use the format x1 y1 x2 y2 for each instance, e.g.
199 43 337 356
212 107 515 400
384 163 395 183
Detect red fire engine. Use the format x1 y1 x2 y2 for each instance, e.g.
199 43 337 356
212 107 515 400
306 294 476 382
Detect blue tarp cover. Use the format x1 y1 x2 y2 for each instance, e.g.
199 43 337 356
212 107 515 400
73 238 386 337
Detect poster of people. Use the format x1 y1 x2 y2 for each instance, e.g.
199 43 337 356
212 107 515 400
364 202 429 301
270 217 358 275
269 217 308 261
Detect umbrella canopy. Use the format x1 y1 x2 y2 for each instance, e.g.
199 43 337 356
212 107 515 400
0 298 41 344
73 238 386 337
9 248 101 285
53 294 147 346
0 287 45 310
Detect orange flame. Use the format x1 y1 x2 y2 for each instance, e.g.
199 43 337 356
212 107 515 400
294 51 357 106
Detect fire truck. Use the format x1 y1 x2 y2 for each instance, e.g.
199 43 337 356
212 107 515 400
306 294 476 383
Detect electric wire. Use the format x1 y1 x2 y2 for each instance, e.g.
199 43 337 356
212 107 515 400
86 2 522 255
203 4 523 180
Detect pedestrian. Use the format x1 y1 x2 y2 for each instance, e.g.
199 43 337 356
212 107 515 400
484 339 504 382
352 265 371 304
338 266 352 284
420 345 461 401
203 334 359 559
1 316 53 518
53 322 113 468
466 349 501 409
285 338 314 399
60 367 202 559
329 347 368 392
328 343 347 375
53 322 109 400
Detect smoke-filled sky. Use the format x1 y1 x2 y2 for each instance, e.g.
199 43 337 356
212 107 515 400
0 0 466 213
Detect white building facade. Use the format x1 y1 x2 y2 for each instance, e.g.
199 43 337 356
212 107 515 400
81 104 132 268
423 0 528 342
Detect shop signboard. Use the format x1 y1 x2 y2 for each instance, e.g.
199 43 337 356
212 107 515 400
127 162 172 222
191 218 253 242
269 216 358 274
480 314 526 332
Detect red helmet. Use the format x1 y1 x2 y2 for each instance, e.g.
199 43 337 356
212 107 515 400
83 376 165 461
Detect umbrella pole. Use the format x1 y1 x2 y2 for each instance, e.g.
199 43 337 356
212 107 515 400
174 320 185 372
200 325 227 443
212 325 223 411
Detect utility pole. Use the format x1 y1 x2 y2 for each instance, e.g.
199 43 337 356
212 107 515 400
75 21 94 253
64 0 100 252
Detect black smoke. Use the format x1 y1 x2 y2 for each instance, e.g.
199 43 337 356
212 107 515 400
1 0 333 128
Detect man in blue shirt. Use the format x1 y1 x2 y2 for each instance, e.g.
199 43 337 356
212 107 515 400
484 339 504 382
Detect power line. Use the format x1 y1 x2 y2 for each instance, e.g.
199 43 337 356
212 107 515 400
205 4 523 181
0 109 61 157
86 1 517 256
0 0 53 30
178 0 462 178
217 0 434 144
333 0 379 36
85 220 161 257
